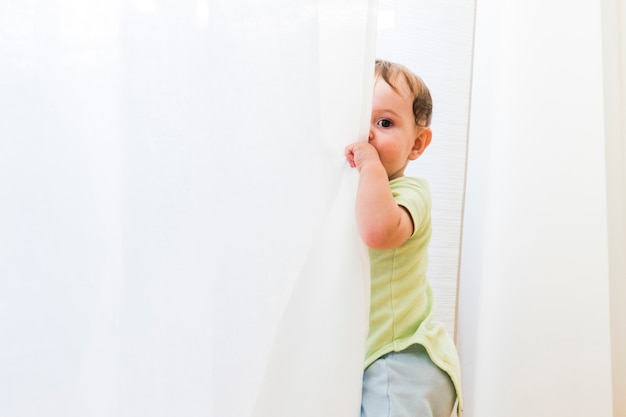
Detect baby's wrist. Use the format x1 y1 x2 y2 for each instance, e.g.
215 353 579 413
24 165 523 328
358 158 384 175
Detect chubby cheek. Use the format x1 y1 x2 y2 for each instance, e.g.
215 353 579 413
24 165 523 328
374 139 402 160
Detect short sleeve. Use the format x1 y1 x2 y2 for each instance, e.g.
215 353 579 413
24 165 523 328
389 177 431 238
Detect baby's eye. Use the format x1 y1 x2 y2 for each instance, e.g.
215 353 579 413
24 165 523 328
377 119 393 128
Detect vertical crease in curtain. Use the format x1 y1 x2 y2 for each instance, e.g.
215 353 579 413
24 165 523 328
218 1 380 416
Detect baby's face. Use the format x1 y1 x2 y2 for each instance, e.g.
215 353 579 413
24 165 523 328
368 78 421 180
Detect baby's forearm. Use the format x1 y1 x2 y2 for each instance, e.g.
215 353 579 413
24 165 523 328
355 162 411 250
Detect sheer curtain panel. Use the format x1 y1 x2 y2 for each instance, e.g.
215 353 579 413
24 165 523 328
0 1 378 416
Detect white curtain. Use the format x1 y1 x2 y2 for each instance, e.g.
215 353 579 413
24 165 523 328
210 1 377 417
0 1 378 416
457 0 622 415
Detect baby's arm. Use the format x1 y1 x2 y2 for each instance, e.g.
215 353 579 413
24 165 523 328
345 141 414 250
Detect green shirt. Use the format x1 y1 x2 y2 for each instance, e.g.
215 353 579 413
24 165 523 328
365 176 463 415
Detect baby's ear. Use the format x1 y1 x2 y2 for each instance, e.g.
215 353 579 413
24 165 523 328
409 128 432 160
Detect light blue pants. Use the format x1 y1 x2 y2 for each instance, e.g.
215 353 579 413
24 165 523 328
361 344 455 417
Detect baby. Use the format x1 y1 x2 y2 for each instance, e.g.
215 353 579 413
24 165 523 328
345 59 463 417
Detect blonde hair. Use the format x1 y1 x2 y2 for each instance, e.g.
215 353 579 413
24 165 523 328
375 59 433 127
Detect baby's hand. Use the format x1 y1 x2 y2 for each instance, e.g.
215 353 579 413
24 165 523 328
345 141 380 172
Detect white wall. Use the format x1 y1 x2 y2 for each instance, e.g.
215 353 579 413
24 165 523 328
457 0 621 416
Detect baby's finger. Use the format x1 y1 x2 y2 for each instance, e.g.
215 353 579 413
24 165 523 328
344 148 355 167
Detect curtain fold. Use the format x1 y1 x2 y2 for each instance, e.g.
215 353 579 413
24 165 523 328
210 1 378 416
